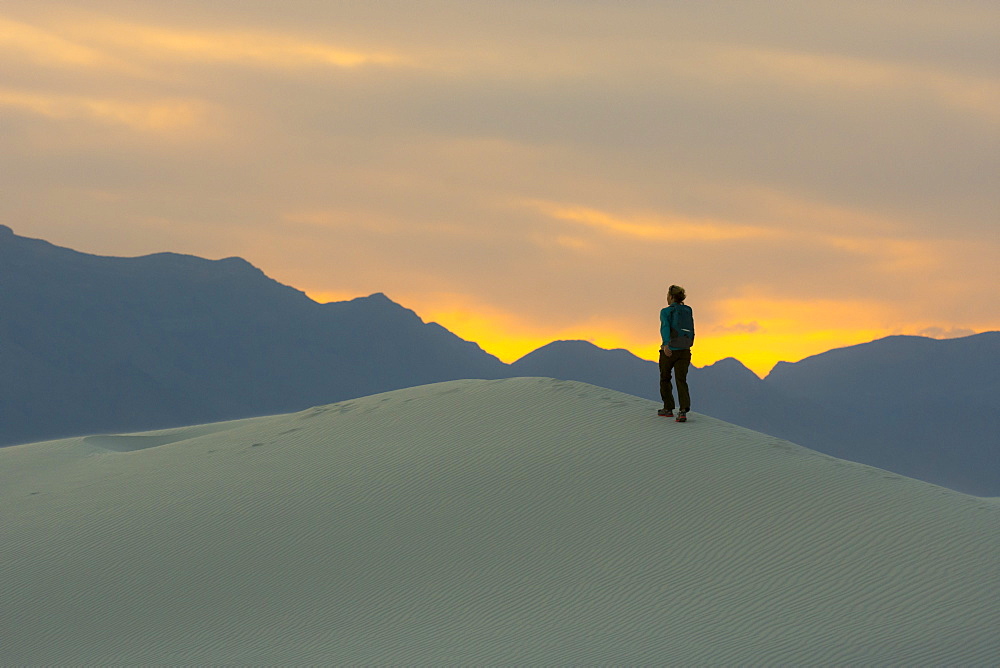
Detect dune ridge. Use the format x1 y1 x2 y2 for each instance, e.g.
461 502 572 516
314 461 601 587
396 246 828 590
2 378 997 664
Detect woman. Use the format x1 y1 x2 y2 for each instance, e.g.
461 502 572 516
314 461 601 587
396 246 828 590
658 285 694 422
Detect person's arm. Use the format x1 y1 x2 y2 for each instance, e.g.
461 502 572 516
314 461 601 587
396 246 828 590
660 307 673 355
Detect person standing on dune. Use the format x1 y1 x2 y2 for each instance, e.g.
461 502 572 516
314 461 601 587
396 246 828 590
658 285 695 422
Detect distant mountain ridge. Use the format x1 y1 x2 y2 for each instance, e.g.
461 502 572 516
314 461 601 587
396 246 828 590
520 335 999 495
0 225 507 446
2 225 997 494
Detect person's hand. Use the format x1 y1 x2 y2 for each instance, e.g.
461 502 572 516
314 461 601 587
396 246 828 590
660 345 672 357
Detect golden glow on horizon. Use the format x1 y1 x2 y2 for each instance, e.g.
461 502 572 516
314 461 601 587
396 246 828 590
418 305 905 377
694 329 891 376
423 308 566 364
305 290 651 365
420 304 653 366
691 297 988 375
304 291 989 378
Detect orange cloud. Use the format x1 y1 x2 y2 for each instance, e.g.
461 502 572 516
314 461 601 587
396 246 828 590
695 328 891 378
300 285 994 380
0 16 108 67
822 236 944 274
525 200 776 242
59 19 407 70
0 87 209 133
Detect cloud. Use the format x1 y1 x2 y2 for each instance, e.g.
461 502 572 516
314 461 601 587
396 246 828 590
706 45 1000 123
819 236 943 274
0 87 210 133
0 1 996 379
695 298 906 375
525 200 777 243
11 13 410 73
74 21 405 69
0 16 108 67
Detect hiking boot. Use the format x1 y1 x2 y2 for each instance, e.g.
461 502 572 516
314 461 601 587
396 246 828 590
675 411 687 422
657 409 674 417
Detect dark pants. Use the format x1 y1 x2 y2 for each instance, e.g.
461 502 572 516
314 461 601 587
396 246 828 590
659 348 691 412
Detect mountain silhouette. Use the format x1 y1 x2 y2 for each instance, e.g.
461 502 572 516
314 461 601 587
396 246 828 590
2 225 997 494
516 336 998 495
764 333 999 493
0 225 505 445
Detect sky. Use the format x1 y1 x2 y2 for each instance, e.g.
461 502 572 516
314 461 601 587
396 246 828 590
2 1 997 376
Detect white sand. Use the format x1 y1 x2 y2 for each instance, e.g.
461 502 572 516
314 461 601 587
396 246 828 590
2 378 997 664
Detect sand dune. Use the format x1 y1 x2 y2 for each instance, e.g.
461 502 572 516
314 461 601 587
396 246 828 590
2 378 997 664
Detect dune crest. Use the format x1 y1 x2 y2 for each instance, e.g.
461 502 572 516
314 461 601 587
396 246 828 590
2 378 997 664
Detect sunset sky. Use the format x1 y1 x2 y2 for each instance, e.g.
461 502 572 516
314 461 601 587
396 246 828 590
2 1 997 375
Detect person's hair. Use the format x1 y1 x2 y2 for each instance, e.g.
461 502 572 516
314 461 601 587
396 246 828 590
668 285 686 303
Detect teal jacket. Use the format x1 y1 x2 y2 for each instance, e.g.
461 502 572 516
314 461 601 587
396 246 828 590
660 303 695 350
